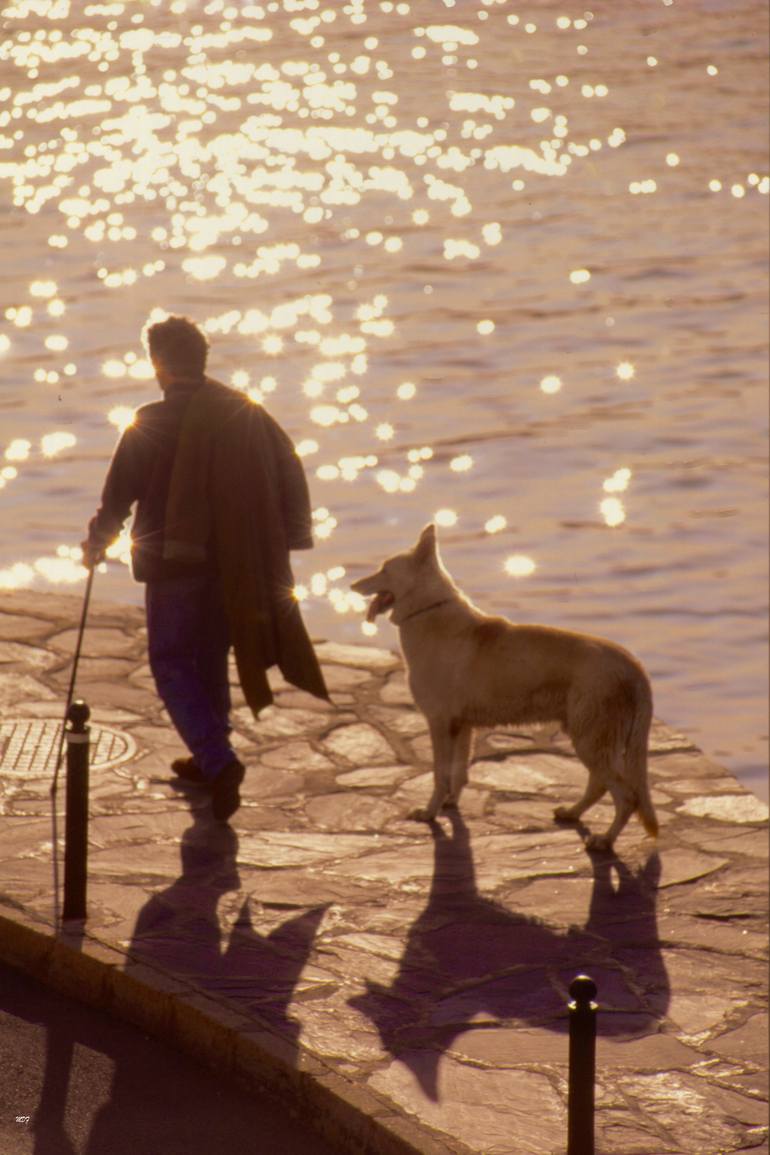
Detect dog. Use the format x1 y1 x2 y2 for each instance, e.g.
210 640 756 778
350 524 658 851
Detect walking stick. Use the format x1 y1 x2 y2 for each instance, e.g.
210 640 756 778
50 564 95 798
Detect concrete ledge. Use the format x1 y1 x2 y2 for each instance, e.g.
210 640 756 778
0 902 457 1155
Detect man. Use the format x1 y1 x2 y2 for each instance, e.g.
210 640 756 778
83 315 328 822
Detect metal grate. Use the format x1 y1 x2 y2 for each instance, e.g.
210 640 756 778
0 719 137 778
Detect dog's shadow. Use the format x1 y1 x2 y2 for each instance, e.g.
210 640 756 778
349 812 668 1101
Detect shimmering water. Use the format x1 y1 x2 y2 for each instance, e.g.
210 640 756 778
1 0 767 799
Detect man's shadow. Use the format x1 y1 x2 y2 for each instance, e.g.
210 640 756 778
79 807 327 1153
125 808 327 1055
349 812 668 1101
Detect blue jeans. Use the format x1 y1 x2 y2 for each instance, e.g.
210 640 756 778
145 572 236 781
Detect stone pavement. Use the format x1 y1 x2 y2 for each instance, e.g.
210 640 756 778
0 588 767 1155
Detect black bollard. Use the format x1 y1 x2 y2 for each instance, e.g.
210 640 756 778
62 699 90 922
567 974 598 1155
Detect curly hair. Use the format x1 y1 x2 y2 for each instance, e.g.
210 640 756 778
145 315 209 377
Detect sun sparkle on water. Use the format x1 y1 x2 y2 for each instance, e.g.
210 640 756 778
0 0 766 638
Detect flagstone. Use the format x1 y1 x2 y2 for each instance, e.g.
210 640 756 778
505 873 596 916
235 764 305 800
328 842 442 885
0 612 55 641
491 799 576 831
319 663 374 689
648 721 699 752
305 792 400 832
241 870 373 908
0 590 89 621
367 706 427 737
656 912 768 958
379 672 414 705
667 991 742 1037
368 1056 565 1155
675 827 770 857
322 722 397 765
0 672 57 705
652 750 733 784
86 843 183 880
259 741 335 773
0 640 61 669
232 704 331 740
446 1024 699 1071
654 847 729 888
664 775 754 796
449 788 489 818
57 679 152 712
677 794 769 824
393 772 435 804
0 817 55 858
51 656 139 681
273 689 340 711
707 1013 770 1064
48 626 141 658
315 943 404 988
5 699 70 718
333 932 406 961
472 758 555 793
614 1070 752 1151
409 734 433 763
313 641 399 670
237 831 380 869
659 948 769 996
335 764 411 789
291 998 391 1064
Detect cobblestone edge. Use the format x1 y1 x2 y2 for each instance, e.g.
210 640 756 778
0 902 466 1155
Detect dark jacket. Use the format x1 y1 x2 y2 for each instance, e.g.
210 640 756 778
162 378 328 714
88 381 213 581
88 381 313 579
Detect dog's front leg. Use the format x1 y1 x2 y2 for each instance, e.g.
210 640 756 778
445 722 473 809
409 717 454 822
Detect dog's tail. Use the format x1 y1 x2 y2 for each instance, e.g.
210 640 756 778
628 686 658 839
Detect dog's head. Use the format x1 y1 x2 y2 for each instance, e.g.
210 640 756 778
350 523 439 622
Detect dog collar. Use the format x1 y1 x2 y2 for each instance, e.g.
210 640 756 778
399 598 452 623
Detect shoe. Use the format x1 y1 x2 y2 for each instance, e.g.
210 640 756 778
211 759 245 822
171 757 206 784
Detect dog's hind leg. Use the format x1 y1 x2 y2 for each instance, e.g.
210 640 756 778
555 748 636 852
553 772 607 827
410 717 454 822
559 695 635 851
445 722 473 810
585 773 636 852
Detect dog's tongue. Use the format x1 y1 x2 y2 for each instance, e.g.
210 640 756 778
366 591 394 622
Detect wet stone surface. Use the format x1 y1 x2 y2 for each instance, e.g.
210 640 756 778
0 589 767 1155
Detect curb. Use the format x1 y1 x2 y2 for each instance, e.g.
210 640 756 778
0 902 465 1155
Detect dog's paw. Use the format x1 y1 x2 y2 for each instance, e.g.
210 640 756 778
585 832 614 853
408 806 438 823
553 805 578 824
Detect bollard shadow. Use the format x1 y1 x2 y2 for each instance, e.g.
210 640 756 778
11 924 87 1155
349 812 668 1101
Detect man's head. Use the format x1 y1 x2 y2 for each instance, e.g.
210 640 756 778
145 315 209 386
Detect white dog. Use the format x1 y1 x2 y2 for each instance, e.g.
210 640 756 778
351 525 658 852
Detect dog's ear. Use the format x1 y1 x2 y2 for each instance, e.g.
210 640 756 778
415 523 437 560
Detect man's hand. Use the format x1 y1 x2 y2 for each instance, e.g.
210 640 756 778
80 540 106 570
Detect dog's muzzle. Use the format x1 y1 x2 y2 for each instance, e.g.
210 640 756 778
365 590 395 622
